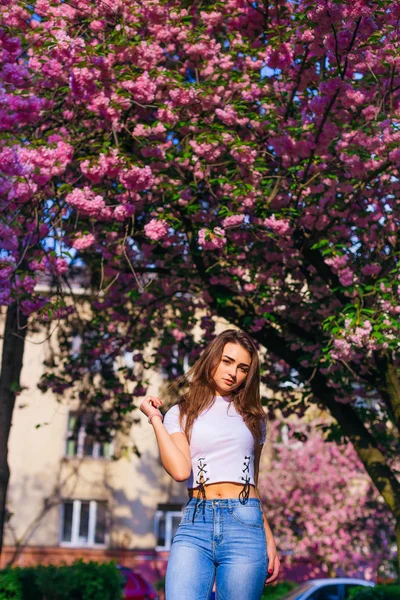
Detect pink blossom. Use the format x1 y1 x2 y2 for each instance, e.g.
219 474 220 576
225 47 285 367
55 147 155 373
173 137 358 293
222 214 245 228
362 264 381 276
338 267 354 287
198 227 226 250
65 187 105 216
0 147 25 176
215 105 249 126
169 87 197 107
171 328 186 342
325 255 348 270
122 71 157 103
120 166 154 192
113 204 135 221
38 257 68 276
362 105 378 121
230 146 257 166
243 283 256 292
90 20 106 32
144 219 169 241
72 233 96 251
264 215 291 235
155 107 178 126
80 150 122 182
189 140 223 161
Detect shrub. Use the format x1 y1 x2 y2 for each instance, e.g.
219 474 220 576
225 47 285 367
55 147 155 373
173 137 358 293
0 561 123 600
349 585 400 600
0 569 23 600
262 581 298 600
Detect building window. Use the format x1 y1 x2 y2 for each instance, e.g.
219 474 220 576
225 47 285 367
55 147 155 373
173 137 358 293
60 500 108 547
65 412 112 458
154 504 183 551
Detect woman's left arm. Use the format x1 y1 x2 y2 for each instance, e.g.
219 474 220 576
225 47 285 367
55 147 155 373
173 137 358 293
254 443 281 584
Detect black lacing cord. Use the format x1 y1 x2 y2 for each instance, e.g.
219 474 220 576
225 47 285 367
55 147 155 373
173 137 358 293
192 457 209 522
239 455 251 505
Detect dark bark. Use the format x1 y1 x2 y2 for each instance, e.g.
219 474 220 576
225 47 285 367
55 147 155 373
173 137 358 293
0 303 28 556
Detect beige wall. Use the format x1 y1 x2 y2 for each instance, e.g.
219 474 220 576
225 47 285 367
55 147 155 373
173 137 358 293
2 317 187 551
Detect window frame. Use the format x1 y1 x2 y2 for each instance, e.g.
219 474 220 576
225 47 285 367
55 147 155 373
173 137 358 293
59 499 108 548
154 509 183 551
65 412 113 459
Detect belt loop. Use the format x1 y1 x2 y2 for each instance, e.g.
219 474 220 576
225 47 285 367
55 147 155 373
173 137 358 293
228 498 233 513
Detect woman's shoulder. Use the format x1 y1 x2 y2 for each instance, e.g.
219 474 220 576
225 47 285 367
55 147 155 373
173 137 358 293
164 400 187 422
165 403 181 417
163 401 187 436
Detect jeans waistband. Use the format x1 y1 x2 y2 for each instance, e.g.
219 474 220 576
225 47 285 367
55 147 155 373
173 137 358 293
186 497 261 509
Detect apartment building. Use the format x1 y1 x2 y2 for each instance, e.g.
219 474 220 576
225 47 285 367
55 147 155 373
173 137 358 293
0 314 188 584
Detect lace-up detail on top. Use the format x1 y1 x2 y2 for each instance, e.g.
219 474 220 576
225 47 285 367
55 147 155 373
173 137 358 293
239 455 251 504
192 457 210 522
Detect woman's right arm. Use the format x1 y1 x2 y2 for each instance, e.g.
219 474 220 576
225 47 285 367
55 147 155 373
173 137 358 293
140 396 191 482
152 418 191 482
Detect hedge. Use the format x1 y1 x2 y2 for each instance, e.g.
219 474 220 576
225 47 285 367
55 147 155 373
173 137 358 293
0 561 123 600
261 581 298 600
349 585 400 600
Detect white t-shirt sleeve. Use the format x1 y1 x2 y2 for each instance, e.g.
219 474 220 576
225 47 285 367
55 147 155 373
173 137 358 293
163 404 185 435
260 417 267 445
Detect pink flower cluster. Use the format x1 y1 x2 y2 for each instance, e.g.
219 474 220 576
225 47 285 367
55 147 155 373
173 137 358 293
264 215 291 235
119 165 154 192
215 105 249 127
122 71 157 103
0 147 25 176
325 255 355 287
132 123 167 138
189 140 223 162
18 139 74 186
80 149 122 183
230 146 257 166
169 86 197 107
330 320 380 362
0 258 16 305
113 204 135 222
69 67 98 100
44 257 69 275
198 227 226 250
144 218 169 241
222 214 244 228
72 233 96 251
171 328 186 341
362 264 381 276
65 187 105 216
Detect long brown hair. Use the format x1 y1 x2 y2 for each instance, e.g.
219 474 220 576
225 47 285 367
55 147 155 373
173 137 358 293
172 329 266 444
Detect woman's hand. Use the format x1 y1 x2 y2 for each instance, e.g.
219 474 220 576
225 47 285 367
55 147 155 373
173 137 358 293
265 546 280 585
139 395 163 421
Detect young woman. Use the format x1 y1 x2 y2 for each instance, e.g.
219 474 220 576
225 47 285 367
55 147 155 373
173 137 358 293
140 329 280 600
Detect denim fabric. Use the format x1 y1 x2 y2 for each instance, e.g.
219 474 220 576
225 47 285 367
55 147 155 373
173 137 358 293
165 498 268 600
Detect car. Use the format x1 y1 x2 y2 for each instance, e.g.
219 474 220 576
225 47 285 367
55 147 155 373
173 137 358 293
279 578 374 600
117 565 159 600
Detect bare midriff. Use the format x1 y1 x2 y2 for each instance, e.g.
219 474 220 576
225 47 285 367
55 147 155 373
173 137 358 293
188 482 258 500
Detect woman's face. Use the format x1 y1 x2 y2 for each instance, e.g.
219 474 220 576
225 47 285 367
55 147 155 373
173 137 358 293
212 342 251 395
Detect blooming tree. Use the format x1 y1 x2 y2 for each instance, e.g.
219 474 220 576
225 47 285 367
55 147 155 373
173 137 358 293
1 0 400 564
259 420 395 580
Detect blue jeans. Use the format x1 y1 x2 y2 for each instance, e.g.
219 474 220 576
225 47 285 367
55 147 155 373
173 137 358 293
166 498 268 600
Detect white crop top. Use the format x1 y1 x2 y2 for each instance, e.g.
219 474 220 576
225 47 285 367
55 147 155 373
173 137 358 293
163 395 266 494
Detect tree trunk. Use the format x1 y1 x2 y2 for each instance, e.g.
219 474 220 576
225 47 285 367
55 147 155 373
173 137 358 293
0 303 28 557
